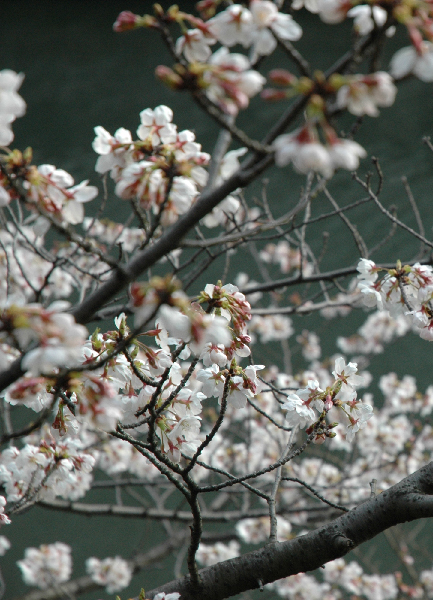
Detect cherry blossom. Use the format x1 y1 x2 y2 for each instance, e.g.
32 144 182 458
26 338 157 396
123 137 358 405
390 42 433 82
137 105 177 145
18 542 72 589
196 540 240 566
249 1 302 61
25 163 98 224
0 536 10 555
317 0 352 24
207 5 255 48
204 47 266 115
86 555 133 593
0 69 26 145
92 126 134 175
274 127 366 177
176 28 216 63
336 72 397 117
0 496 10 525
347 5 394 36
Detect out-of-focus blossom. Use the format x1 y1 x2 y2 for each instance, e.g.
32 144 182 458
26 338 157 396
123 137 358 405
390 42 433 81
207 5 254 47
196 540 240 566
347 5 394 36
18 542 72 590
176 28 216 62
0 69 26 145
336 72 397 117
204 48 266 115
86 555 133 593
249 1 302 61
274 127 366 177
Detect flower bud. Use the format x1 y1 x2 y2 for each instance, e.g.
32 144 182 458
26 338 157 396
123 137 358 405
153 4 165 17
113 11 140 32
268 69 297 86
155 65 184 89
261 89 288 102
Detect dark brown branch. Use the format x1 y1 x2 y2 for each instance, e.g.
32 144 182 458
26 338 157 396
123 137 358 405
143 462 433 600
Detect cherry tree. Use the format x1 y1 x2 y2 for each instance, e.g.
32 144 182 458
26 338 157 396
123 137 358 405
2 1 433 599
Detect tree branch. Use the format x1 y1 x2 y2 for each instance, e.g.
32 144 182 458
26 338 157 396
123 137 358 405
143 462 433 600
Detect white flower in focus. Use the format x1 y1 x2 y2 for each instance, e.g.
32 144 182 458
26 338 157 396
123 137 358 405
176 29 215 62
357 258 378 282
92 126 133 174
333 357 364 390
358 281 383 310
197 364 224 398
18 543 72 590
168 415 202 444
137 105 177 145
345 402 373 441
200 343 228 367
282 393 316 428
86 556 132 593
390 43 433 82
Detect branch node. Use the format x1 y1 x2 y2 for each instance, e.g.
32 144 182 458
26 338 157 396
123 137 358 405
331 533 355 552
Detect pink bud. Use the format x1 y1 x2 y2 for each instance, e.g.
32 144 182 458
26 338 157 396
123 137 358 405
324 394 333 411
113 11 140 32
155 65 184 90
268 69 296 86
261 89 288 102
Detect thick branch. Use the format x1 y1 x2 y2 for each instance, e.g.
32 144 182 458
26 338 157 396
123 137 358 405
143 462 433 600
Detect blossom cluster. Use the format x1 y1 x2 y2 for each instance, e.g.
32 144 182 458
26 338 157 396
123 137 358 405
357 258 433 340
0 147 98 220
282 357 372 442
274 124 367 178
93 105 210 226
86 555 133 593
0 436 95 503
1 301 88 378
17 542 72 590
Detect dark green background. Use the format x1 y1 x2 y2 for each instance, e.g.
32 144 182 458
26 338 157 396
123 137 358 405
3 1 433 598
